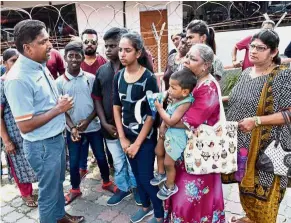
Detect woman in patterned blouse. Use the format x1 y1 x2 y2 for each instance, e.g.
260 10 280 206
0 48 38 207
223 30 291 223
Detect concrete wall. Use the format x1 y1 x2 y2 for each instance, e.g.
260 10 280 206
73 1 183 55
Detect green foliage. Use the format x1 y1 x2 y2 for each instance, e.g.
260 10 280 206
221 68 241 96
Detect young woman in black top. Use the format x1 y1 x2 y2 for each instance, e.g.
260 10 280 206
113 32 164 223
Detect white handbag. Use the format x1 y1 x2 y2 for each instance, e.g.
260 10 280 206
256 110 291 178
184 77 238 175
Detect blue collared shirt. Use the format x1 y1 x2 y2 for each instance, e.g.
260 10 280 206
4 54 66 142
56 69 100 133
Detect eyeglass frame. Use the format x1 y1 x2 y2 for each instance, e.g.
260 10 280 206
249 43 269 52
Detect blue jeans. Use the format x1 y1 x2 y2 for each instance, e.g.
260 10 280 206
105 139 136 192
67 130 110 189
127 136 164 218
79 138 113 170
23 133 66 223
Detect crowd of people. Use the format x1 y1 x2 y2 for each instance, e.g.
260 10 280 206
1 17 291 223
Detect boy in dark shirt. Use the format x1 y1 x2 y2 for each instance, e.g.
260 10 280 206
91 27 141 206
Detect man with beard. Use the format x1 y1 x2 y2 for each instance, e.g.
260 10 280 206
80 29 106 75
79 29 114 184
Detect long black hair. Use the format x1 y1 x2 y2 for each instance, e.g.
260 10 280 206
121 32 154 72
186 20 216 54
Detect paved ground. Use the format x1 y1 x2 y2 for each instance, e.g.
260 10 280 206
1 164 291 223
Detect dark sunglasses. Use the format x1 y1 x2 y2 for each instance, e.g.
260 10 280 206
83 39 97 45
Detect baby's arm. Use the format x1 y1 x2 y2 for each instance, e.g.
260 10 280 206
155 102 191 127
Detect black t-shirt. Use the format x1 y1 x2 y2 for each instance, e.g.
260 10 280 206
169 48 177 56
91 61 123 139
113 68 159 140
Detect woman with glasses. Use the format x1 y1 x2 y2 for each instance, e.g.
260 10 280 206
223 30 291 223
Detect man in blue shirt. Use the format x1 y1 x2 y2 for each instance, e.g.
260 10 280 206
4 20 84 223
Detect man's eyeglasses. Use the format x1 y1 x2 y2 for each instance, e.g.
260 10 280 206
249 44 269 52
83 39 97 45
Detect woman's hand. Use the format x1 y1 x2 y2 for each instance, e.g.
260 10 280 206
126 143 140 159
120 137 131 153
4 141 16 155
238 117 256 133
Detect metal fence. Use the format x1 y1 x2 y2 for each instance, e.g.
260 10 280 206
1 1 290 72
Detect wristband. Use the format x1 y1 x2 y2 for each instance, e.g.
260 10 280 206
253 116 261 127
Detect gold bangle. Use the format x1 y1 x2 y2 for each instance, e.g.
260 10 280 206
253 116 261 127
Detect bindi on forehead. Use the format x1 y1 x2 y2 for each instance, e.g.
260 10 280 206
83 34 97 40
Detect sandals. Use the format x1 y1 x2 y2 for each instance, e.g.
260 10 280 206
65 189 82 206
102 181 119 194
22 195 38 208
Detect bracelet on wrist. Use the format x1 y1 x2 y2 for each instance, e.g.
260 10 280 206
253 116 262 127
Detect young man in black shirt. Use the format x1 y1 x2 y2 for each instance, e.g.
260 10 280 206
91 27 141 206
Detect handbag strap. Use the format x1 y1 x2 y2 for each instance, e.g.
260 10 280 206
210 76 226 123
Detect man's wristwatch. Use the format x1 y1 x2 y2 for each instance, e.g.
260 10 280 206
253 116 262 127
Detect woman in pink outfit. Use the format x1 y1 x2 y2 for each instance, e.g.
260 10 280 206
164 44 225 223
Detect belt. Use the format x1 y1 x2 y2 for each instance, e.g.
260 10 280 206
47 132 63 140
